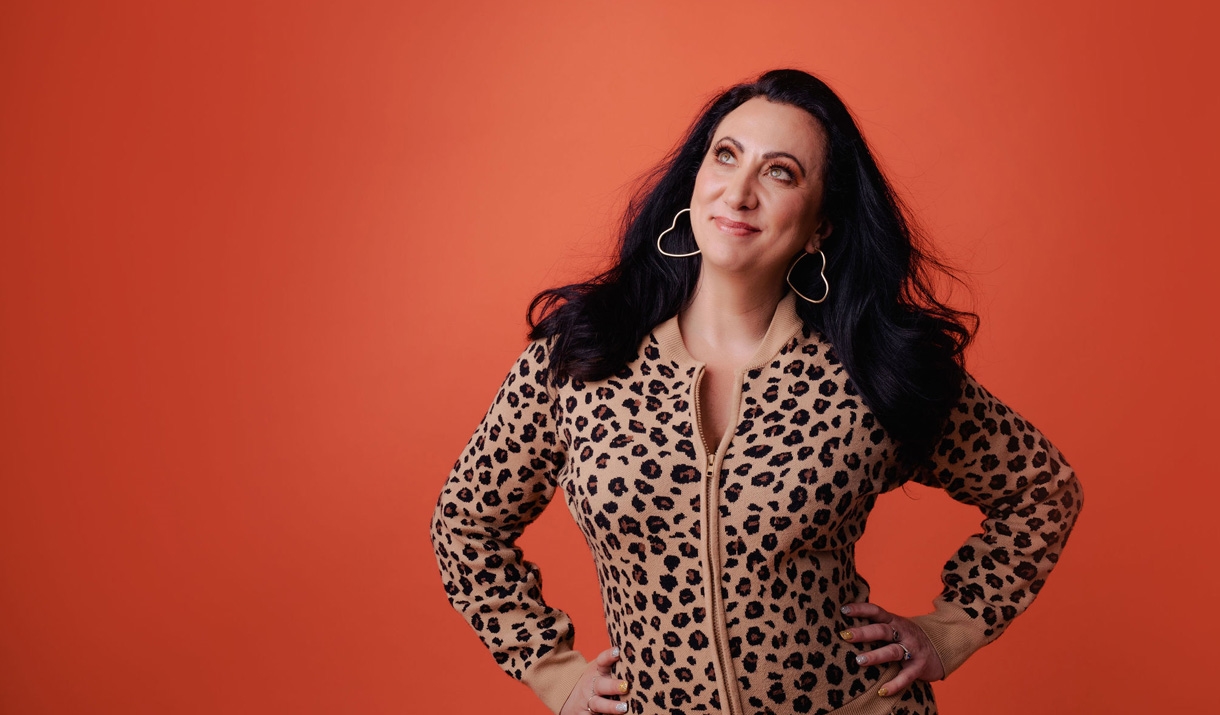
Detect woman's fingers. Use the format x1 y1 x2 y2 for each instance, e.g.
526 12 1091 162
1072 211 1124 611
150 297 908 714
594 646 621 675
865 642 928 697
595 674 631 697
878 664 921 698
837 622 898 643
587 647 630 712
853 643 908 667
587 695 629 713
839 602 896 644
840 602 890 621
560 648 629 715
837 602 947 698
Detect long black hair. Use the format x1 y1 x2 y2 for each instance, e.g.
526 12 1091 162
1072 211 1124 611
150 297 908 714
528 68 976 461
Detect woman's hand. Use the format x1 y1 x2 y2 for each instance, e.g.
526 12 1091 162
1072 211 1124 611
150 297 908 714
838 603 946 697
559 647 631 715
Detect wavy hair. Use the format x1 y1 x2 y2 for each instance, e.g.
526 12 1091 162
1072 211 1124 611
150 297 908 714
528 69 976 461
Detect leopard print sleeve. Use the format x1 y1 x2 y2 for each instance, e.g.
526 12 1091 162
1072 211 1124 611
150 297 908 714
907 372 1084 678
429 338 589 713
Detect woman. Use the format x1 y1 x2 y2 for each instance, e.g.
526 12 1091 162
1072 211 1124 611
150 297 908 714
430 69 1083 715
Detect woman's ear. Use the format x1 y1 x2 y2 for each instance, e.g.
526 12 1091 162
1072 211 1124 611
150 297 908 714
806 219 833 253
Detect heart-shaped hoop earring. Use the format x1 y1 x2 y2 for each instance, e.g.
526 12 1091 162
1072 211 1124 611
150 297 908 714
656 208 700 257
787 250 830 304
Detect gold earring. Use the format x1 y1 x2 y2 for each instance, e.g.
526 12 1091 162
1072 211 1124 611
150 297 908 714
656 208 700 257
787 250 829 303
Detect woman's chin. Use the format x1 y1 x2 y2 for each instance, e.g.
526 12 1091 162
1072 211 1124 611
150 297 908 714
698 255 783 284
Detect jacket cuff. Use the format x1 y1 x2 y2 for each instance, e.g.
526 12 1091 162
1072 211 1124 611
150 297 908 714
521 645 590 714
909 602 991 678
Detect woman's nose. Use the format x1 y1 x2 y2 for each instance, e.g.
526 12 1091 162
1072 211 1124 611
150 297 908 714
723 169 757 211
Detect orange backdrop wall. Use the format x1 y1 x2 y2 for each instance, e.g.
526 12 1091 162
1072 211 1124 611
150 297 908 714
2 1 1217 713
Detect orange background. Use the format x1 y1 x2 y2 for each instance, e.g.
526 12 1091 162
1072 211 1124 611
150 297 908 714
2 1 1217 713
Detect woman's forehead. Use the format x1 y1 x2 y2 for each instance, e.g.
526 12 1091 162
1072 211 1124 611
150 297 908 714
712 98 827 164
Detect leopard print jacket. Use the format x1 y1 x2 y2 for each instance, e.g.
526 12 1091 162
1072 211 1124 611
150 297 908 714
431 293 1083 715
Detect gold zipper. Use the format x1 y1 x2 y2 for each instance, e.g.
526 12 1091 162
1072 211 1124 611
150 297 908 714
693 367 710 462
693 366 739 715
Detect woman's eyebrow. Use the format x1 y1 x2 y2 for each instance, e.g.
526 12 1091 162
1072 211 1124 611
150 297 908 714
716 136 807 177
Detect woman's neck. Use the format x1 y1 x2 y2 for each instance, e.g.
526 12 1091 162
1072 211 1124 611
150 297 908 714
678 271 786 365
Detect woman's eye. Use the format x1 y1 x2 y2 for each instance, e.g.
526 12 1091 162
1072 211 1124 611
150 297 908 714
769 166 793 180
716 148 734 164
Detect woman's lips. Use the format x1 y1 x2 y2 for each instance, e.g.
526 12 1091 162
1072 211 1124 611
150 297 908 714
713 216 760 236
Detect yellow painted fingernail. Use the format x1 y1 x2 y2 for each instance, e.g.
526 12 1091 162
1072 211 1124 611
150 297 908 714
839 630 853 641
878 687 889 697
618 681 629 694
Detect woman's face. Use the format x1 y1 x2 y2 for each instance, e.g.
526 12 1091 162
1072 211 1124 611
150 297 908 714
689 97 832 283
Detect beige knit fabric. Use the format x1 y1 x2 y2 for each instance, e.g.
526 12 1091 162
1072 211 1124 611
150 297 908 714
431 293 1083 715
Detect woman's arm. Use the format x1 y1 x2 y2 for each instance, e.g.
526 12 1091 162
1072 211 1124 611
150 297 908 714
430 337 590 713
905 373 1085 677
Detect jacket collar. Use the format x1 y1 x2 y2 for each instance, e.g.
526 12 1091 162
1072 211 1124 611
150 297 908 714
651 291 804 370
